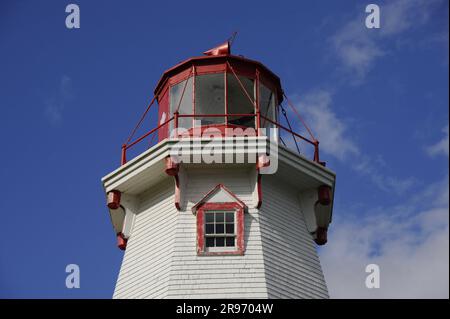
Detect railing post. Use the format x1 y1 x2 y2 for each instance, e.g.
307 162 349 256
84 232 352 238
255 69 260 136
174 111 179 137
121 144 127 165
256 112 261 136
313 140 320 163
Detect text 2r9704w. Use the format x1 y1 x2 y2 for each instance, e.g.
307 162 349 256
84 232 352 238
220 303 273 314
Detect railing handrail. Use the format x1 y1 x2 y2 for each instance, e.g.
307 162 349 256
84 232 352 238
259 115 316 145
121 113 320 165
177 113 256 118
126 116 174 149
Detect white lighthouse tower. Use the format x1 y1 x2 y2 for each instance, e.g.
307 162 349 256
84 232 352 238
101 42 336 299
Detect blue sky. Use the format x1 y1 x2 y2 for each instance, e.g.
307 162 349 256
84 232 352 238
0 0 448 298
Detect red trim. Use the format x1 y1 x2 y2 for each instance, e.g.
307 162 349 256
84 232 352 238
192 65 196 128
224 70 228 125
165 156 179 176
154 55 282 101
203 41 230 56
174 174 181 210
107 190 121 210
196 202 245 256
315 227 328 246
164 156 181 210
256 172 263 209
318 185 332 206
196 207 204 254
192 183 246 213
117 232 128 250
255 69 261 135
176 124 257 138
256 154 270 169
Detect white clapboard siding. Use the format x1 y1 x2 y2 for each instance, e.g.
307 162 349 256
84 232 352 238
259 175 329 299
113 178 177 299
166 167 268 298
113 166 328 299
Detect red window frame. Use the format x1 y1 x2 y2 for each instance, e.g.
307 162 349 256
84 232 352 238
196 202 245 256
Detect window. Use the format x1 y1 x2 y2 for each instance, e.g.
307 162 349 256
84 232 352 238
170 77 193 130
260 83 276 129
204 211 236 249
193 185 246 256
166 70 277 133
195 74 225 126
227 74 255 128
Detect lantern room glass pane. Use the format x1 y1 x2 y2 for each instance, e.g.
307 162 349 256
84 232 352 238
170 77 193 130
227 74 255 128
195 73 225 126
260 84 276 130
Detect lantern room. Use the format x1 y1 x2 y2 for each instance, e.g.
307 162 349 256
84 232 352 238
154 42 283 140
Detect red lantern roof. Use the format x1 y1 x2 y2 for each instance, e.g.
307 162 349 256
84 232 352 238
153 43 283 103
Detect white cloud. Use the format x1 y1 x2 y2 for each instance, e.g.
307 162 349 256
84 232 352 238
380 0 436 36
44 75 72 125
331 20 384 83
320 176 449 298
306 0 449 299
353 154 417 195
427 125 449 157
330 0 442 83
294 90 359 161
289 90 415 194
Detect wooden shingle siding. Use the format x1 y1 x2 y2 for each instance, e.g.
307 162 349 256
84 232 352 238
113 167 328 299
166 167 268 298
259 175 329 299
113 179 176 299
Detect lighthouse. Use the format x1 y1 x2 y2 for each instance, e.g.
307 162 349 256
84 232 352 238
101 41 336 299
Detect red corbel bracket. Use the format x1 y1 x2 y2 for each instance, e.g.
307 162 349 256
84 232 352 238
117 232 128 250
165 156 181 210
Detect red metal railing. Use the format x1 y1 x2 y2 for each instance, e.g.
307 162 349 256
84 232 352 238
121 113 320 166
120 60 321 167
121 116 174 165
260 115 320 163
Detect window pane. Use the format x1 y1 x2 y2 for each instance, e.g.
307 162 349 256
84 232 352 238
227 74 255 128
205 213 214 223
226 224 234 234
205 224 214 234
216 237 225 247
226 237 235 247
170 77 193 130
215 212 224 223
225 212 234 222
206 237 215 247
195 74 225 126
215 224 224 234
260 83 276 129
